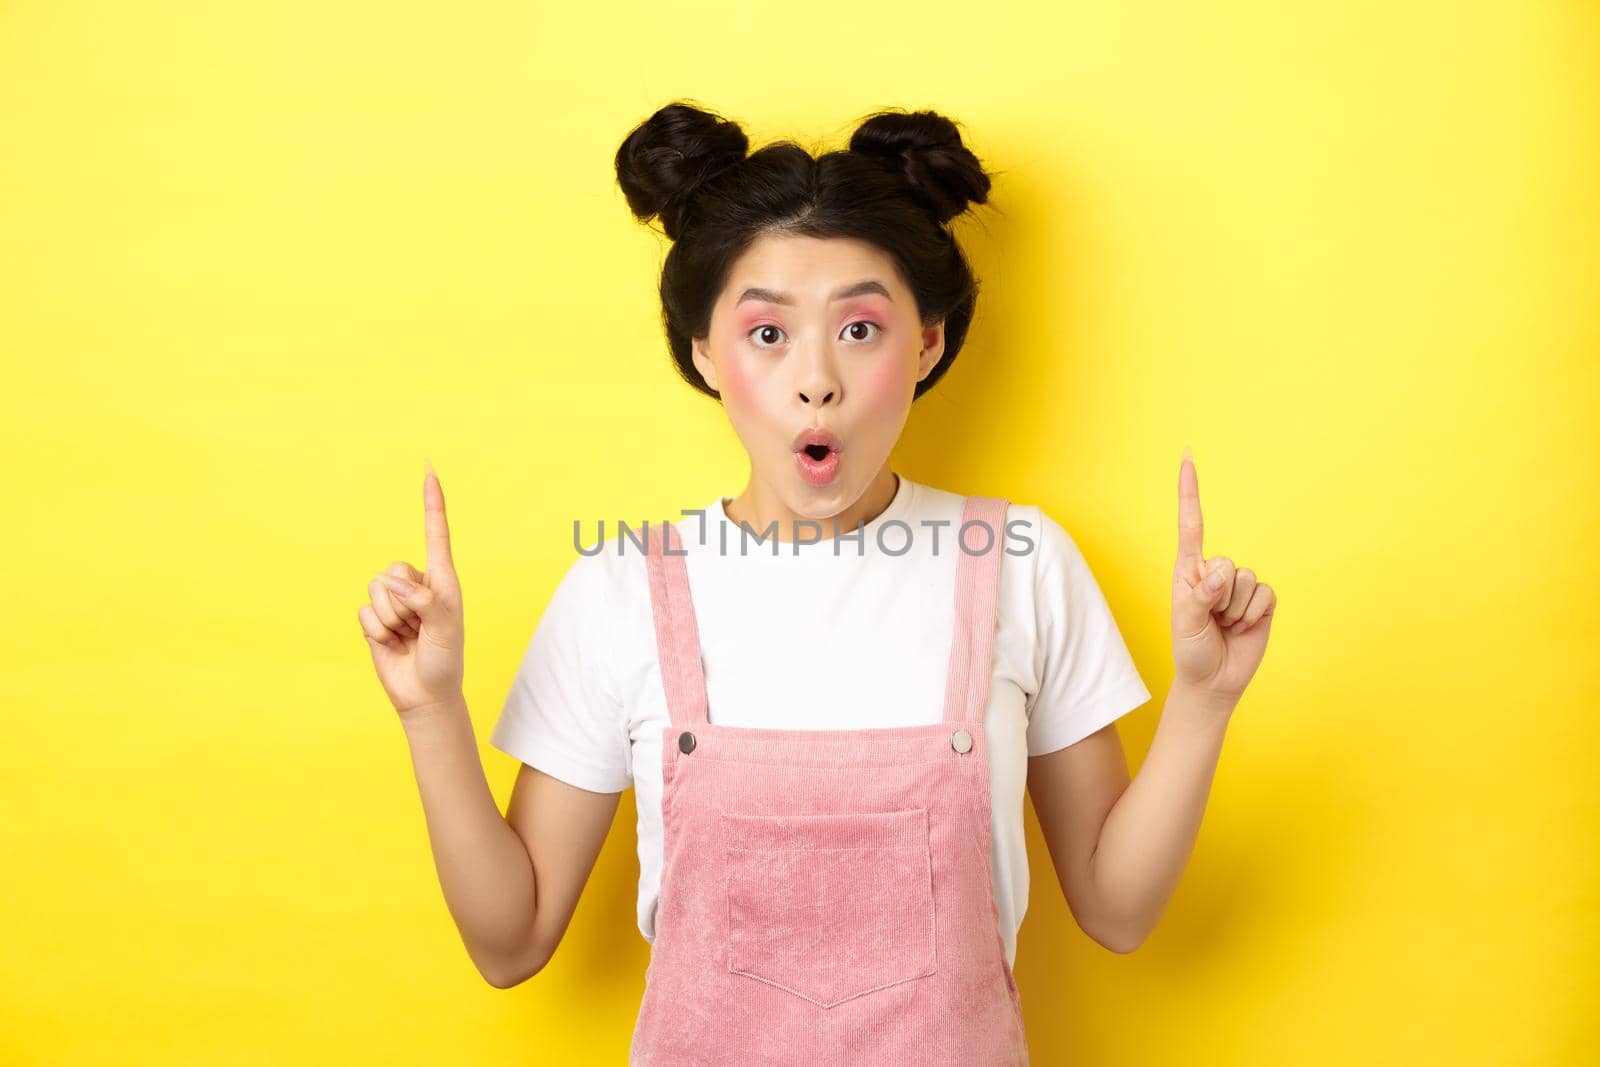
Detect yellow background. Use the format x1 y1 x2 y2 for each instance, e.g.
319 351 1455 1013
3 1 1595 1063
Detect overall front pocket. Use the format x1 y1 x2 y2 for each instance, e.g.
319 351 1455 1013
720 806 937 1008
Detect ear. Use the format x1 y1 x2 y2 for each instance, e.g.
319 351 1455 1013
914 319 947 383
691 335 720 392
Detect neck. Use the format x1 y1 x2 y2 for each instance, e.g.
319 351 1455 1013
724 465 901 543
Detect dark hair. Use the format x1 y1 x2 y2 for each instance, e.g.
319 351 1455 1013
615 100 998 400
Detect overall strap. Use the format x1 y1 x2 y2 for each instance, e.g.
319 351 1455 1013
643 520 709 727
941 496 1011 724
643 497 1010 728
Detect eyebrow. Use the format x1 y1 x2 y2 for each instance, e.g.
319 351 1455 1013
733 280 894 307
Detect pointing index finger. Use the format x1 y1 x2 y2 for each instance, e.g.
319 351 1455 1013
424 459 454 574
1177 446 1203 576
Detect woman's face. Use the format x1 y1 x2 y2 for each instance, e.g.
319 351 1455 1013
691 233 945 531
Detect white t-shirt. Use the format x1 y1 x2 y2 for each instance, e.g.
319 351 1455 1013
489 474 1152 968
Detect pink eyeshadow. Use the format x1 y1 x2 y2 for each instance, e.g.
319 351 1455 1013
837 300 891 324
732 308 772 331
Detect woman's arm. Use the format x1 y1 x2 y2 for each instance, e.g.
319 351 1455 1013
1027 683 1235 953
1028 448 1274 953
363 470 623 987
400 694 620 987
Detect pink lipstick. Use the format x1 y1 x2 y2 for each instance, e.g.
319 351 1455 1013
792 426 842 487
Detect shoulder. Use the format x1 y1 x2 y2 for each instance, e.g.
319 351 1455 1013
892 480 1088 580
545 523 651 621
898 480 1042 539
558 513 719 620
1006 502 1084 575
907 482 1078 571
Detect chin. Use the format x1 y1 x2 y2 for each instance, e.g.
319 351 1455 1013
792 478 869 520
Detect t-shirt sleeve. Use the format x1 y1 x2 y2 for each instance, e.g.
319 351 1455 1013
1025 510 1153 757
488 552 632 793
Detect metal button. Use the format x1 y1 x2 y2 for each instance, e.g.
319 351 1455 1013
951 729 973 754
678 731 697 754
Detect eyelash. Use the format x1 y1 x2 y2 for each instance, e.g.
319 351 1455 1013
747 321 883 348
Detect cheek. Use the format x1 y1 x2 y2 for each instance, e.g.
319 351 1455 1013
713 331 778 406
717 349 750 401
709 325 756 401
859 349 914 409
712 350 775 436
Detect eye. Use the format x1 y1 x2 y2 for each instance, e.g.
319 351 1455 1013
842 320 882 343
748 324 786 348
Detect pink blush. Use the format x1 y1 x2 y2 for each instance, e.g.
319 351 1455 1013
859 348 908 401
717 349 753 401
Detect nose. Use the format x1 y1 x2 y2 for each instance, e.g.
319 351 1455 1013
795 344 842 408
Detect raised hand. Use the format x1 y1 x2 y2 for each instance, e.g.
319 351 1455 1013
1171 447 1275 704
358 462 467 716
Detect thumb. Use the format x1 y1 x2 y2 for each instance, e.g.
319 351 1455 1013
390 578 450 627
422 460 458 586
388 580 461 649
1173 558 1227 637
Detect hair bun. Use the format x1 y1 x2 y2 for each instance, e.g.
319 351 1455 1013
848 109 991 224
615 101 749 240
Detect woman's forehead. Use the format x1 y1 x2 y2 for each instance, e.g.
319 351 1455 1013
722 234 903 301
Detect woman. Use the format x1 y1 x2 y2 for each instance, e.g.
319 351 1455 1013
359 101 1277 1065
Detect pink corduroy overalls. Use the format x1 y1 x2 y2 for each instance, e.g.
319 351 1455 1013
629 495 1030 1066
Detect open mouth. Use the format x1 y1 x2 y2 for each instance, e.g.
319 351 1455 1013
794 439 841 486
792 426 842 486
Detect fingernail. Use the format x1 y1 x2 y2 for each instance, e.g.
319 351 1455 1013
382 575 414 596
1205 570 1224 590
